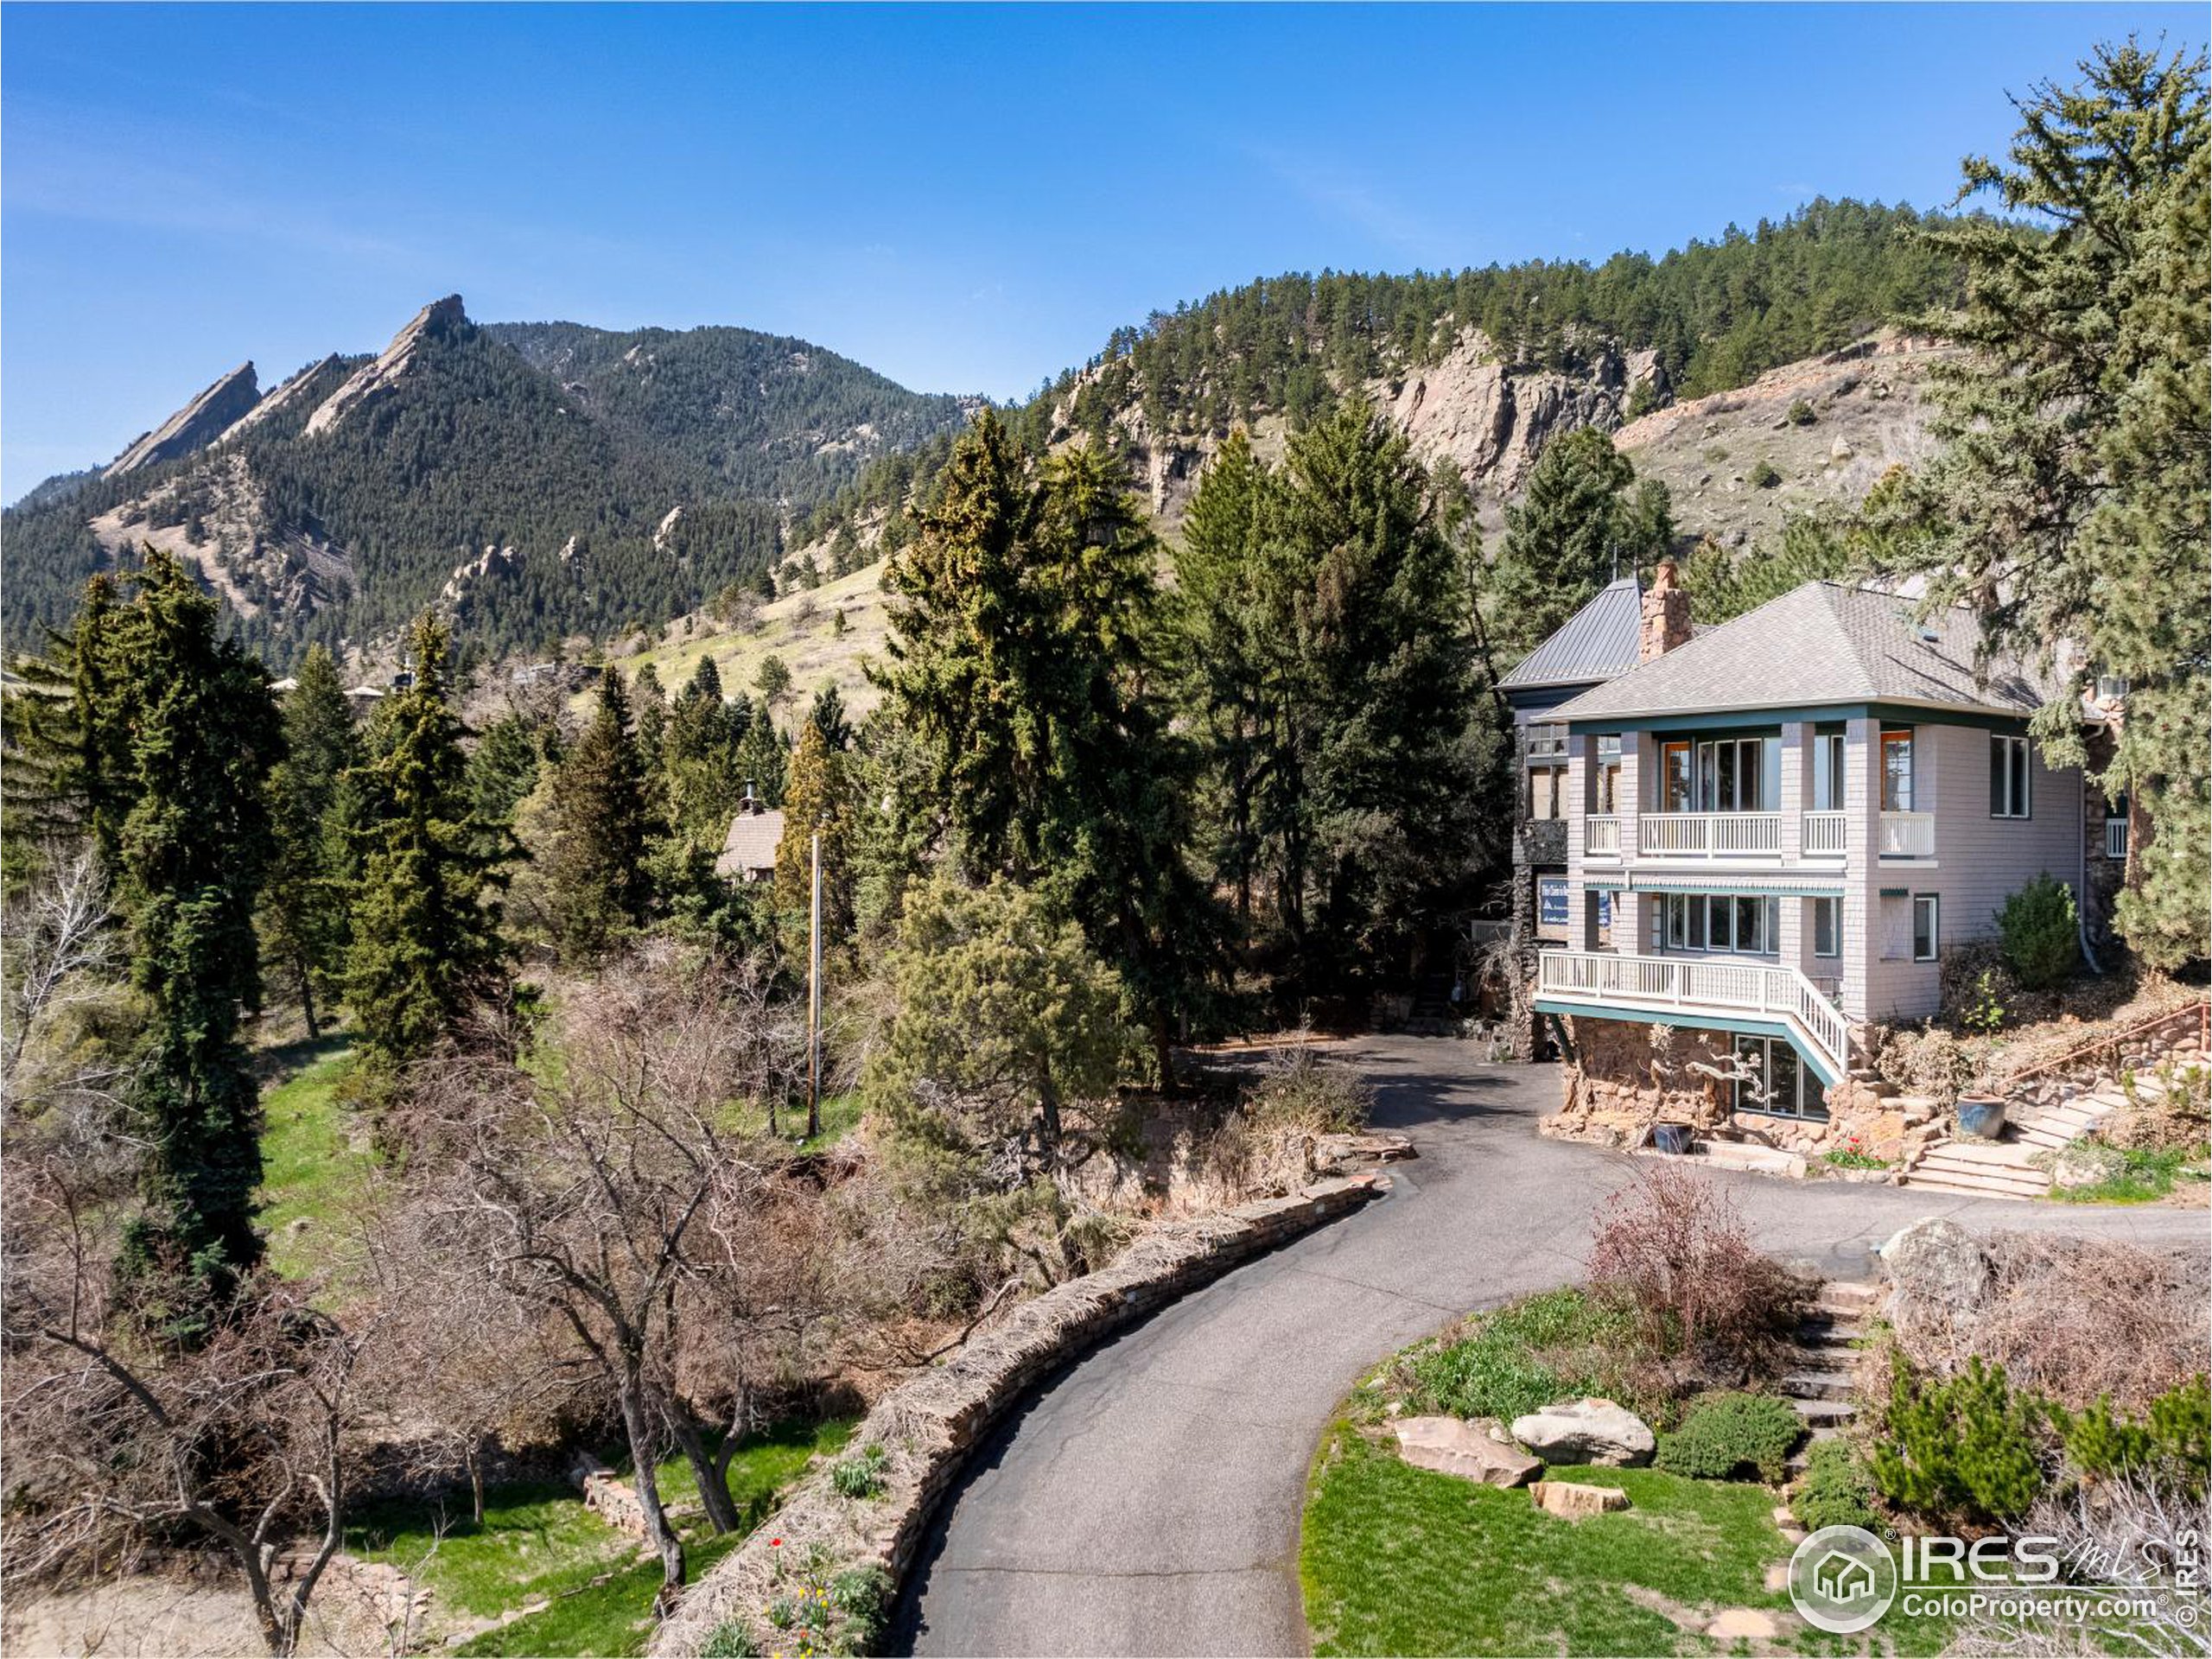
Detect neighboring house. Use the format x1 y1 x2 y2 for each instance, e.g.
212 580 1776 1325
715 786 785 882
1531 569 2119 1144
1497 576 1648 1057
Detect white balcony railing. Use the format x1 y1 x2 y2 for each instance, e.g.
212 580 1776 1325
1537 949 1851 1078
1584 816 1622 857
1638 811 1783 859
1878 810 1936 858
1801 810 1847 858
2105 817 2129 861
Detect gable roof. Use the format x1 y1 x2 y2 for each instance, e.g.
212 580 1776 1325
715 804 785 878
1551 581 2050 723
1498 577 1645 692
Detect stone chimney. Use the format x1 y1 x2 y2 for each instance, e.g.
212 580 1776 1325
1640 560 1692 662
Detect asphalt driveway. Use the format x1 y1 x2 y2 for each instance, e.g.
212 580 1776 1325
896 1037 2209 1658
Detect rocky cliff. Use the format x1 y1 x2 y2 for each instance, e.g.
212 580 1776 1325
104 361 262 478
304 296 468 436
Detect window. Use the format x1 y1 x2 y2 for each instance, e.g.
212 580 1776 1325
1812 728 1847 811
1593 735 1622 815
1649 893 1777 954
1881 729 1915 811
1732 1035 1827 1121
1665 734 1781 811
1529 766 1563 820
1525 722 1567 760
1812 896 1840 957
1990 734 2031 817
1912 894 1940 962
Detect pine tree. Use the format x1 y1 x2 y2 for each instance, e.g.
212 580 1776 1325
663 658 742 844
103 550 284 1319
344 613 509 1105
772 717 855 957
806 683 853 751
258 645 359 1037
732 699 789 807
539 670 654 961
1876 41 2209 968
1488 425 1674 658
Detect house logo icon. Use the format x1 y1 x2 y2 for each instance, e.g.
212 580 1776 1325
1789 1524 1897 1633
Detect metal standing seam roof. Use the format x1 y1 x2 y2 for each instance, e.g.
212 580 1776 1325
1549 581 2053 722
1497 577 1645 691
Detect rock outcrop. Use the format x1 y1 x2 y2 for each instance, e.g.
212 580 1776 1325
1509 1397 1656 1467
305 296 467 437
223 353 345 442
1530 1479 1632 1519
105 362 262 478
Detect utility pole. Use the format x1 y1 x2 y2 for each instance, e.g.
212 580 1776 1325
806 830 823 1140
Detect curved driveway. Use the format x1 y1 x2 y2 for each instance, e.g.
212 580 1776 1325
897 1038 2208 1658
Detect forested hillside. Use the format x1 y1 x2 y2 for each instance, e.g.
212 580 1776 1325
802 198 1965 544
3 304 973 666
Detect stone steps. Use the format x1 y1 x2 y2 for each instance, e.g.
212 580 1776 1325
1691 1139 1808 1179
1781 1368 1854 1402
1775 1281 1873 1468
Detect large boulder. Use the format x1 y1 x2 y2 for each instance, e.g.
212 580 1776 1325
1509 1397 1656 1467
1878 1217 1992 1312
1391 1416 1544 1488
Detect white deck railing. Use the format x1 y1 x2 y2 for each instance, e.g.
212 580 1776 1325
1584 816 1622 856
1537 949 1851 1078
1800 810 1847 857
1878 810 1936 858
1638 812 1783 858
2105 817 2129 861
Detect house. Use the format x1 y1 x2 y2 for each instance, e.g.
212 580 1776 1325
1497 576 1650 1057
715 785 785 883
1531 568 2120 1154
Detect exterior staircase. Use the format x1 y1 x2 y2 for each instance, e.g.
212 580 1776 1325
1899 1083 2135 1201
1781 1280 1878 1473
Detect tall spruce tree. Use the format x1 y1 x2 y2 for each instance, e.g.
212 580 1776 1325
258 645 359 1037
1487 424 1675 658
663 658 744 842
773 717 855 957
1878 41 2209 968
103 550 284 1317
732 698 789 807
344 614 509 1104
540 669 654 961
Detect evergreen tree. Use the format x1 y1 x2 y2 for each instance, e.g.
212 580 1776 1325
754 652 792 712
1877 41 2209 968
539 670 654 961
805 683 853 751
732 698 789 807
103 550 284 1319
258 645 359 1037
662 658 743 844
1488 425 1675 658
343 614 509 1105
772 717 855 957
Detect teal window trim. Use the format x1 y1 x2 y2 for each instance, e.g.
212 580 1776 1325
1567 702 2037 737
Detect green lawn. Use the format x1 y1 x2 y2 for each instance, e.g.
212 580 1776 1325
256 1041 377 1279
348 1417 855 1658
1301 1424 1951 1656
2053 1145 2206 1205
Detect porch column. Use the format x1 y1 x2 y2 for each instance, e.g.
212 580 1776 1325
1779 720 1811 861
1840 715 1881 1022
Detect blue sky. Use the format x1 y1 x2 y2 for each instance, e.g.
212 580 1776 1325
3 3 2199 500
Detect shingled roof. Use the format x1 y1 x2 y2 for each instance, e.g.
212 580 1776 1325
1552 581 2050 722
715 801 785 880
1498 577 1645 692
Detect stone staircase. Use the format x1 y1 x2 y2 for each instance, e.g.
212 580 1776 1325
1781 1280 1878 1473
1897 1084 2130 1200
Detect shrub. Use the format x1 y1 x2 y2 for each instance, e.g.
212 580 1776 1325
1586 1166 1807 1384
1794 1439 1881 1533
1872 1355 2045 1524
1246 1039 1375 1135
1749 460 1783 488
1406 1288 1640 1423
2050 1376 2210 1493
1996 874 2080 991
1654 1391 1803 1482
701 1621 761 1658
1788 399 1818 426
1876 1026 1976 1107
830 1442 889 1499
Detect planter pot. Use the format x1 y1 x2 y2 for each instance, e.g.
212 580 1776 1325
1650 1122 1696 1156
1955 1095 2009 1141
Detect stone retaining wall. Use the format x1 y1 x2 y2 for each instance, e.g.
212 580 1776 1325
649 1173 1386 1656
